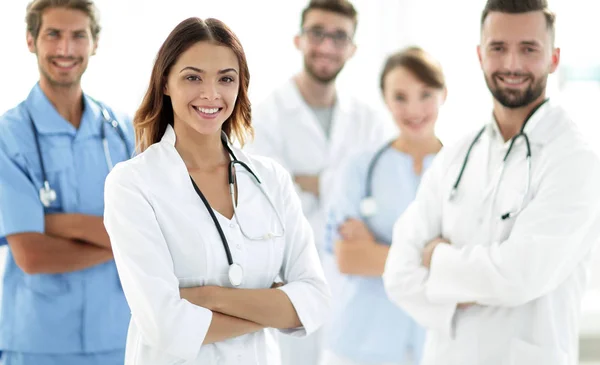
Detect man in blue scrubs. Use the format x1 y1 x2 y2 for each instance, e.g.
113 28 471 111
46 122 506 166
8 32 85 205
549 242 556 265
0 1 133 364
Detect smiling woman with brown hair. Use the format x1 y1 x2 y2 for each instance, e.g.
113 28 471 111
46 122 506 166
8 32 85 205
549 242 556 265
103 17 331 365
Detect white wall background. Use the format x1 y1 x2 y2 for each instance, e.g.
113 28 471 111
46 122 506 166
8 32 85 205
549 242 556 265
0 0 599 345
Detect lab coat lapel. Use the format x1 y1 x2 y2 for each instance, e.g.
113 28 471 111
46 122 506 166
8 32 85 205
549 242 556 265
480 124 503 203
481 101 555 203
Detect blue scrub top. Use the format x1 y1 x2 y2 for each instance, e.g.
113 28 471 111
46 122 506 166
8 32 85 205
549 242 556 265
0 83 134 354
324 142 436 364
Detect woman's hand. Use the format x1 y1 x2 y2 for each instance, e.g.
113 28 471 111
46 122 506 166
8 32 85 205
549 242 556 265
338 218 374 242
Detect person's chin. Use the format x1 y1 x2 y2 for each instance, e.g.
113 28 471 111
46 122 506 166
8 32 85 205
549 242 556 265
191 119 225 136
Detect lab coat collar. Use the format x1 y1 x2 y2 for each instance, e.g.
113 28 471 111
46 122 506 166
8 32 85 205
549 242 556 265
162 123 177 145
25 82 104 138
160 124 255 169
280 78 352 114
487 99 555 146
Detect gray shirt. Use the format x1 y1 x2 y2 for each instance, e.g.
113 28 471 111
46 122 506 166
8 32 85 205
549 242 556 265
310 105 334 139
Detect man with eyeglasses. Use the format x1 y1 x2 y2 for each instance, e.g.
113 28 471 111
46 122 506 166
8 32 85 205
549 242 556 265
245 1 393 364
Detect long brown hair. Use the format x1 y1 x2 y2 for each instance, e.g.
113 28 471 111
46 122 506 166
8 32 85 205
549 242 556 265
134 17 252 153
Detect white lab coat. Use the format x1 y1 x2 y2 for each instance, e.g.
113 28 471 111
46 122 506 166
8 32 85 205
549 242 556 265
383 101 600 365
103 125 331 365
245 78 394 252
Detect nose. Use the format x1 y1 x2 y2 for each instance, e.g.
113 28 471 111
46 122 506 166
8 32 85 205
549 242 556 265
406 100 424 120
503 50 524 73
55 36 73 56
200 82 220 100
315 36 338 54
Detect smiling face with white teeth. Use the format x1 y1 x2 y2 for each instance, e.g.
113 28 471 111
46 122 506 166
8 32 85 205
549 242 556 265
478 11 560 109
27 7 97 90
164 41 240 137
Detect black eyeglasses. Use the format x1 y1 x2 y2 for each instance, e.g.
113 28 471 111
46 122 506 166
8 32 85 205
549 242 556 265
301 27 353 48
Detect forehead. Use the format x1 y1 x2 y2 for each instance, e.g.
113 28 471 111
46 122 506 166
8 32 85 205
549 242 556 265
303 9 354 33
174 41 239 70
385 66 430 91
40 7 91 31
481 11 550 45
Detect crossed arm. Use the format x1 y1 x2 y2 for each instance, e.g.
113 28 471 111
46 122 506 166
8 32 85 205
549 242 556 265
103 163 329 359
179 282 302 344
9 213 113 274
333 218 390 276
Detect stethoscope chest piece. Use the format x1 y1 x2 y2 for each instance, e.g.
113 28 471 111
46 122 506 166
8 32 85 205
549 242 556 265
228 263 244 287
39 182 57 208
359 196 377 218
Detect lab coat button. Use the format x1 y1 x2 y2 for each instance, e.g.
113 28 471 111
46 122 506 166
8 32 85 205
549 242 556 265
230 223 236 228
236 244 242 250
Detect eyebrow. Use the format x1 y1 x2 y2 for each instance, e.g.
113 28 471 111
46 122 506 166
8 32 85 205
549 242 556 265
520 40 542 47
488 40 542 47
179 66 238 74
307 25 349 34
44 27 88 34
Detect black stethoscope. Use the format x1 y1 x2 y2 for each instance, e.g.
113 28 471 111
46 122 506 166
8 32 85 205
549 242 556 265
449 99 548 220
359 139 442 218
189 134 285 287
28 100 131 208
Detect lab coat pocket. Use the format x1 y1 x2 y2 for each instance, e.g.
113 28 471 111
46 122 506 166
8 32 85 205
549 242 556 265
22 273 70 296
494 183 528 242
507 338 568 365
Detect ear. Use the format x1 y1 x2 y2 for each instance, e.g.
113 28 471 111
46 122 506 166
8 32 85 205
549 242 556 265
163 82 170 96
549 47 560 74
91 37 99 56
441 87 448 104
26 32 36 53
293 34 301 51
347 43 357 59
476 44 483 68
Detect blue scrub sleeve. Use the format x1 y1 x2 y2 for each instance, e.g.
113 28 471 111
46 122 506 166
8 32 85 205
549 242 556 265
324 155 367 253
0 143 44 242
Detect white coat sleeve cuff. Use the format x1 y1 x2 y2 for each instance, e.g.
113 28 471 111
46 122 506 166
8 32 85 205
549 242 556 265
276 283 322 337
425 244 467 303
167 304 213 360
430 302 458 338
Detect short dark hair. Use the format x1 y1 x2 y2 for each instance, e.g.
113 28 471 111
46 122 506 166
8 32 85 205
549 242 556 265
380 47 445 92
26 0 101 42
300 0 358 30
481 0 556 41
